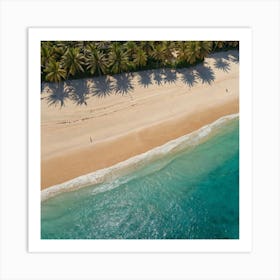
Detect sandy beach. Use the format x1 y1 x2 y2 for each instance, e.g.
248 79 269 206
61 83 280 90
41 50 239 190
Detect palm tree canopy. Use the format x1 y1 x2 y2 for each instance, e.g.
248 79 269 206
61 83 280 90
151 43 166 65
86 48 108 76
124 41 137 60
41 42 54 69
62 47 85 76
197 41 213 59
161 41 175 63
186 41 201 64
108 42 130 74
41 40 238 82
44 60 66 83
140 41 155 57
176 42 189 62
133 47 148 68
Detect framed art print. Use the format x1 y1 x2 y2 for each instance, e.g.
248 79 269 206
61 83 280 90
2 0 280 279
28 27 252 253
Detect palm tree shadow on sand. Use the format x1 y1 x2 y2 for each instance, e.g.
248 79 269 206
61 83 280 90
213 58 231 72
47 83 70 107
195 65 215 85
91 76 114 98
163 68 177 85
43 50 243 106
112 73 134 96
137 70 153 88
178 68 197 88
66 79 90 106
41 82 48 95
153 69 165 86
229 52 239 64
209 50 239 65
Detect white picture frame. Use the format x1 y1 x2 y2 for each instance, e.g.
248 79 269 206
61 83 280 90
29 27 252 253
1 0 279 279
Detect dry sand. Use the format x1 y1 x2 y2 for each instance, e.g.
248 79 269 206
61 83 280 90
41 50 239 190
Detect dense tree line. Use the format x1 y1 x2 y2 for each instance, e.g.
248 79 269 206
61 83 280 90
41 41 239 83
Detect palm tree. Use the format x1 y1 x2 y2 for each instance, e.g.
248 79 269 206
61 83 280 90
108 42 130 74
124 41 137 60
44 60 66 83
75 41 90 55
53 42 68 58
41 42 54 70
150 42 167 67
140 41 154 57
213 41 225 52
178 41 213 65
61 47 85 78
185 41 201 64
161 41 175 65
197 41 213 60
90 41 110 55
86 46 108 76
227 41 239 48
176 42 189 63
133 47 147 68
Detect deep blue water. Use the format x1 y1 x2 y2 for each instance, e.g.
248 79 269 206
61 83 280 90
41 118 239 239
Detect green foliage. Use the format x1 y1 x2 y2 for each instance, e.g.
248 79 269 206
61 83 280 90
197 41 213 59
61 47 85 77
86 44 108 76
41 41 238 82
124 41 137 60
108 42 130 74
133 47 148 68
44 60 66 83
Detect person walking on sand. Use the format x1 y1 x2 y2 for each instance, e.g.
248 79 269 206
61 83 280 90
226 88 228 93
90 136 93 143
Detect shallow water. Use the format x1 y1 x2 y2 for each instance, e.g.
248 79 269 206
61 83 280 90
41 117 239 239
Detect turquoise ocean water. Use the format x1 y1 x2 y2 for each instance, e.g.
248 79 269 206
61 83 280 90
41 117 239 239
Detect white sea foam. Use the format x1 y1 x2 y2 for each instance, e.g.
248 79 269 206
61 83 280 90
41 113 239 201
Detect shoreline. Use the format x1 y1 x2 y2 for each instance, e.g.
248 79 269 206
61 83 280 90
42 98 238 191
41 50 239 190
41 113 239 201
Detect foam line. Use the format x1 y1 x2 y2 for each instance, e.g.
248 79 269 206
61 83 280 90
41 113 239 201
